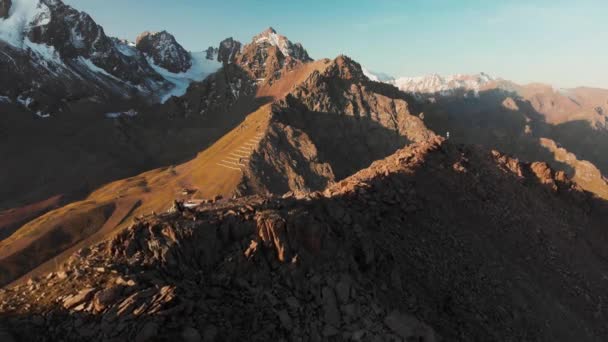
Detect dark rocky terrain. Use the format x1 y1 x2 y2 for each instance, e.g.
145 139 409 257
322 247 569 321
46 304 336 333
207 37 241 65
135 31 192 73
1 137 608 341
242 55 433 195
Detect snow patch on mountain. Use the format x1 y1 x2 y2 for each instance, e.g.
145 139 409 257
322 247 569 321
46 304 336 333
362 67 395 83
24 37 62 64
17 94 33 107
136 31 191 73
35 110 50 118
78 57 123 82
0 0 50 48
251 27 310 61
114 40 137 57
255 27 290 57
105 109 138 119
148 51 222 103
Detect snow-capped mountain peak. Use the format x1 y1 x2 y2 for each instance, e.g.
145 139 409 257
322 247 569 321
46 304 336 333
253 27 288 56
135 30 192 73
251 27 311 61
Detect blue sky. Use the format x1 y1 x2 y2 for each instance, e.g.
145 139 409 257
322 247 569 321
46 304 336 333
65 0 608 88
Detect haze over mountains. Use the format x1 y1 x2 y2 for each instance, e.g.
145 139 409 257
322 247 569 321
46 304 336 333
1 0 608 341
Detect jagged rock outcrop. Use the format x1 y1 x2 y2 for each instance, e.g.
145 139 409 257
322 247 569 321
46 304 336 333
135 30 192 73
1 138 607 341
167 63 256 117
28 0 165 85
235 27 312 80
217 37 241 64
205 37 242 64
204 46 217 61
252 27 311 61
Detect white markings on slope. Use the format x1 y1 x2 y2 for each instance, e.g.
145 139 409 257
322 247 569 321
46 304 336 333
217 132 265 172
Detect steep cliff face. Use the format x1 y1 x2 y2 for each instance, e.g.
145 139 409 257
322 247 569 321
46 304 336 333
242 55 434 194
135 30 192 73
217 37 241 64
26 0 165 86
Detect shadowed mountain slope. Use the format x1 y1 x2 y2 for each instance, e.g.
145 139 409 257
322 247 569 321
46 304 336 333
1 138 607 341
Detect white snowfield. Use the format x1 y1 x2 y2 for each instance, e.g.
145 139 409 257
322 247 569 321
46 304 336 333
0 0 50 48
148 51 221 103
78 57 122 82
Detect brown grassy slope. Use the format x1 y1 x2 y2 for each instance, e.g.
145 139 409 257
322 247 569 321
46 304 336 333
0 195 63 240
0 104 271 286
0 60 333 287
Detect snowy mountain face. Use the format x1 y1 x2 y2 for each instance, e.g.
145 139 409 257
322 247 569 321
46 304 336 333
0 0 176 115
251 27 311 61
234 27 313 80
0 0 231 114
391 73 495 96
135 31 191 73
362 67 395 83
148 51 221 103
0 2 314 115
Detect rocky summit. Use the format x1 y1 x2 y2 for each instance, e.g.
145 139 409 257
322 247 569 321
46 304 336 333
136 31 192 73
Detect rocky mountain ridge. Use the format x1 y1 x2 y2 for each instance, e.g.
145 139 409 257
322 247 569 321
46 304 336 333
0 0 319 117
241 55 434 195
2 137 608 341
